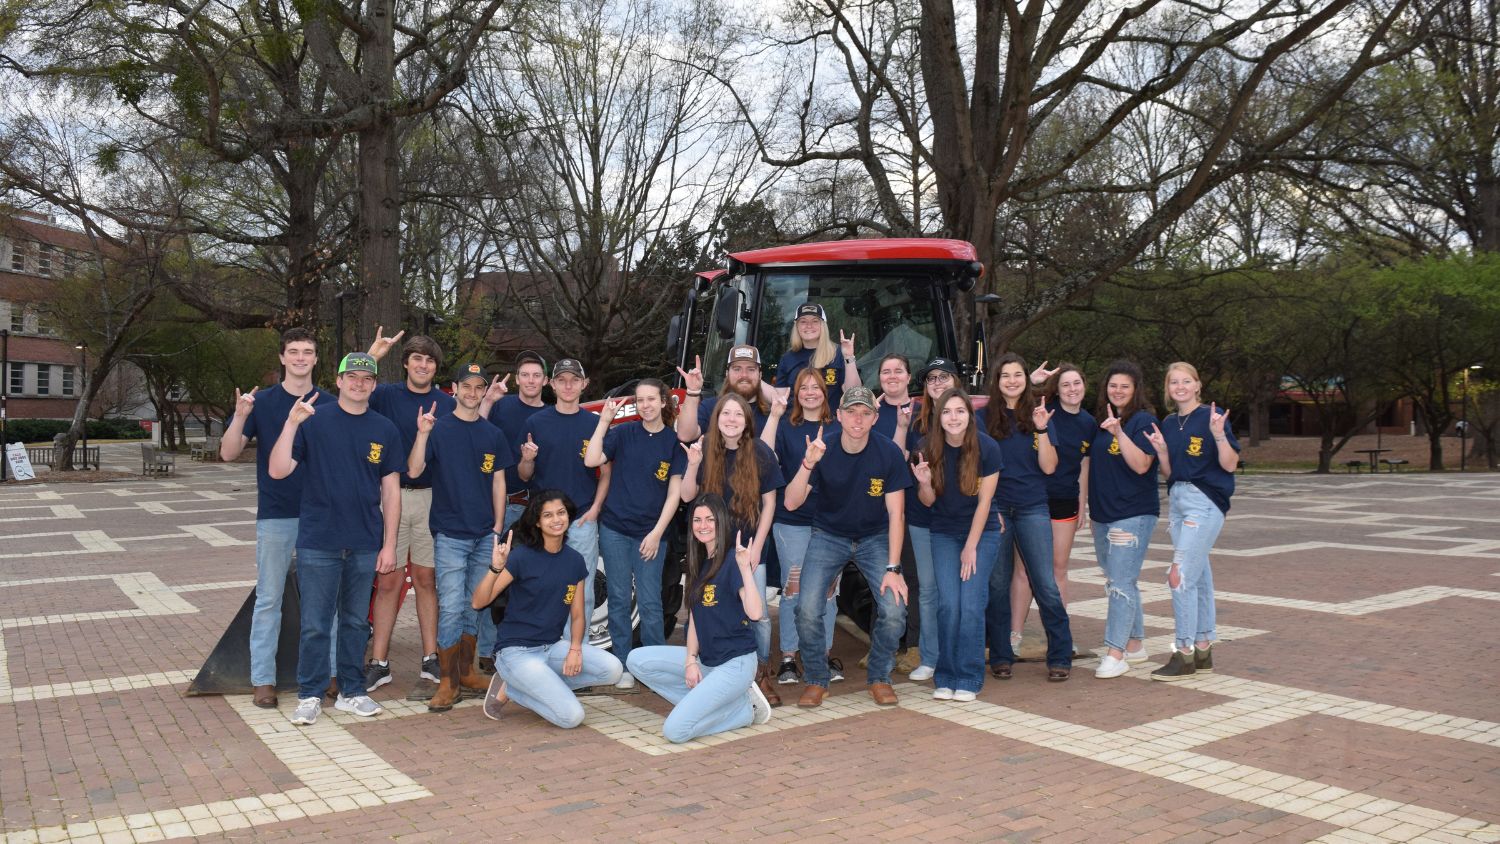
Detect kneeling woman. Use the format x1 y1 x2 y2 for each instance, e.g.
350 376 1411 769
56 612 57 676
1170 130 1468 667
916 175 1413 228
627 494 773 743
470 491 623 726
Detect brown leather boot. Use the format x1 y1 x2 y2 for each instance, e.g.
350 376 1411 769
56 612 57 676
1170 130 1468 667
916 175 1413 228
427 643 464 712
458 634 490 693
757 661 782 707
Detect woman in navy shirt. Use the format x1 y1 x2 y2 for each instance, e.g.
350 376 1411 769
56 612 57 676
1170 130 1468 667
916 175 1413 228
626 494 772 742
981 353 1073 681
584 378 686 690
761 367 841 686
775 302 862 408
911 389 1002 702
872 353 915 447
680 393 785 704
1149 362 1240 681
901 357 964 682
469 491 623 727
1087 360 1161 680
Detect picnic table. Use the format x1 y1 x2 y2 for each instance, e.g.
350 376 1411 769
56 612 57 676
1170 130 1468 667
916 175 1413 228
1353 448 1389 473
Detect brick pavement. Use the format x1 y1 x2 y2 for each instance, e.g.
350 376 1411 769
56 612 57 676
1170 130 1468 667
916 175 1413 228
0 459 1497 842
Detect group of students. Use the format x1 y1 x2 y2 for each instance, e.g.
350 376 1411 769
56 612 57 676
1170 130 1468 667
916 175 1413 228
225 304 1238 743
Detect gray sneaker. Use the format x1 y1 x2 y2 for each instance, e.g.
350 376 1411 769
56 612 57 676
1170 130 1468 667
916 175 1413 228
483 674 508 721
289 697 321 726
364 660 392 692
335 694 383 717
420 654 440 683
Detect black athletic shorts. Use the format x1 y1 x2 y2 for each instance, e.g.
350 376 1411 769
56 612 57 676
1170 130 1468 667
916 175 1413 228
1048 497 1080 521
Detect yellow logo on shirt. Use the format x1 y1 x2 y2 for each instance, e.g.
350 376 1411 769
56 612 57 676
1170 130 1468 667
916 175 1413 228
1108 438 1121 456
563 584 577 605
824 368 837 385
702 585 718 607
367 443 383 464
481 453 495 473
1081 440 1091 455
1187 436 1204 457
1032 432 1040 451
579 439 590 459
868 478 884 496
654 460 670 481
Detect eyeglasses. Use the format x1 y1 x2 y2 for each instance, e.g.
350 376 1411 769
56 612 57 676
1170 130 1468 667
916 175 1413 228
925 374 953 384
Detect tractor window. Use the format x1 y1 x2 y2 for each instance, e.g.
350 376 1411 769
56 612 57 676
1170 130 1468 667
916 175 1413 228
759 272 940 391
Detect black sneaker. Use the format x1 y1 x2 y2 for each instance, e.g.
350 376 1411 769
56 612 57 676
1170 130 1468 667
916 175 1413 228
1150 649 1197 682
828 657 845 683
364 659 392 692
420 653 440 683
478 656 496 675
776 658 801 685
1194 646 1214 674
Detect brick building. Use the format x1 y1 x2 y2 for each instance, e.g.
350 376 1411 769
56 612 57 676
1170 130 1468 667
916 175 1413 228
0 211 93 421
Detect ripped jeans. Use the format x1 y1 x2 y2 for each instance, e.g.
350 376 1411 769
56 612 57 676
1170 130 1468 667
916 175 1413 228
1168 483 1225 650
1090 515 1157 652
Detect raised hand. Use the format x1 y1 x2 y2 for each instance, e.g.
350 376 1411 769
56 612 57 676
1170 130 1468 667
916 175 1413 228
803 425 827 466
484 373 510 404
839 329 856 357
676 354 704 393
232 386 257 418
912 453 932 485
289 390 318 424
601 396 627 422
1209 402 1230 438
416 401 438 434
492 530 513 570
1099 403 1121 435
368 325 405 359
521 433 538 461
1030 361 1060 385
682 438 703 465
896 402 913 430
769 387 788 418
1145 423 1167 453
733 531 755 569
1032 404 1054 430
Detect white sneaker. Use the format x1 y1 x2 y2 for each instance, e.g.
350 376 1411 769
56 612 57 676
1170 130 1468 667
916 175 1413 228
615 671 636 690
1009 631 1023 652
483 675 507 721
334 694 382 717
932 687 955 700
908 664 936 682
953 690 976 703
1124 645 1148 664
1094 655 1130 679
747 681 773 725
289 697 321 726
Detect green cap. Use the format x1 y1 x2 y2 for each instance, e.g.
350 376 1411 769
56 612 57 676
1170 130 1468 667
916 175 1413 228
338 352 378 375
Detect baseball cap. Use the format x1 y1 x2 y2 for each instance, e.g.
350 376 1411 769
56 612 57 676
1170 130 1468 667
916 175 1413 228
338 352 378 375
552 358 586 378
840 386 878 411
795 303 826 321
514 350 546 372
918 357 960 381
451 362 487 384
727 344 761 366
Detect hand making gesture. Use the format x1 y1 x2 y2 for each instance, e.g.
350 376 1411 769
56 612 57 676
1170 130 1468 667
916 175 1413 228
232 386 257 419
1099 403 1121 436
769 387 789 418
896 402 913 430
1145 422 1167 453
491 530 513 571
600 396 627 423
416 401 438 434
289 391 319 424
911 453 932 486
802 425 827 468
839 329 856 358
682 438 703 466
1032 403 1054 431
1208 402 1230 439
520 433 538 461
367 325 405 360
1030 360 1059 386
733 531 756 570
675 355 704 394
484 373 510 404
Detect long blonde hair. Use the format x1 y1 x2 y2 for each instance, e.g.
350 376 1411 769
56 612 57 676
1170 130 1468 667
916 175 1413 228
1162 361 1202 412
789 315 838 369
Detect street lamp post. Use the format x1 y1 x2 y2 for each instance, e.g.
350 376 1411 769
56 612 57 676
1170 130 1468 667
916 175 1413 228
75 341 88 470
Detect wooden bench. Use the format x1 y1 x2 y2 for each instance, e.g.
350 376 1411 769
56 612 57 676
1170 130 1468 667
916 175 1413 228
1343 460 1364 473
142 443 176 477
1380 458 1409 472
25 445 100 470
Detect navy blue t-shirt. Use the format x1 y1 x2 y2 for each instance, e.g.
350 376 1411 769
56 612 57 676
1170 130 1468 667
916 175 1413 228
495 544 589 650
1162 405 1240 514
806 434 912 538
771 417 839 527
691 560 756 667
368 382 456 487
695 394 771 439
240 383 326 519
978 407 1049 509
1088 410 1161 523
926 432 1004 536
424 414 515 540
693 440 784 540
873 397 914 440
600 421 687 535
775 348 847 408
522 407 603 511
292 404 404 551
487 395 548 500
1045 405 1097 501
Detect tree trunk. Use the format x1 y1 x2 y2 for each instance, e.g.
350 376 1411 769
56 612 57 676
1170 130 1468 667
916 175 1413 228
1316 430 1335 474
56 358 114 471
1427 428 1445 472
281 142 326 330
356 0 403 381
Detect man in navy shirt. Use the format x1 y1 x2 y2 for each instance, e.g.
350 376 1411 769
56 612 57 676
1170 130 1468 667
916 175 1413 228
784 386 912 708
409 362 515 711
220 327 329 709
519 358 611 634
269 352 403 726
364 328 455 692
676 344 775 442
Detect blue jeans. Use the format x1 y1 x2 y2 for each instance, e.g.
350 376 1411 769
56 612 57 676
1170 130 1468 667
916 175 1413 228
478 502 530 659
797 530 906 687
908 525 939 669
987 504 1072 667
626 646 756 743
599 523 667 667
295 547 377 698
250 518 297 687
1091 515 1157 652
1168 484 1225 650
930 530 1000 693
562 518 601 641
772 524 835 656
434 533 493 650
495 640 622 728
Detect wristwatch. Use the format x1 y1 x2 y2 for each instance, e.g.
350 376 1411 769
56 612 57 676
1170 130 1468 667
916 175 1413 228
885 565 903 575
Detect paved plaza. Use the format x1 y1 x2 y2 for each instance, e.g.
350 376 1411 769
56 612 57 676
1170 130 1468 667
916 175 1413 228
1 454 1498 843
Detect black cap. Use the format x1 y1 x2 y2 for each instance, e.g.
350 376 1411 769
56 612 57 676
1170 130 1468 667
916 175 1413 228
919 357 960 381
795 302 827 321
514 350 546 371
451 362 487 385
552 358 586 378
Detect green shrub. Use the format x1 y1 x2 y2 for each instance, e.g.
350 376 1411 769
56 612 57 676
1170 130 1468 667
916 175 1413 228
3 418 150 444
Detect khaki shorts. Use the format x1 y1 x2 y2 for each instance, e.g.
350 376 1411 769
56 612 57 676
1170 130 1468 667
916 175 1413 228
396 487 435 567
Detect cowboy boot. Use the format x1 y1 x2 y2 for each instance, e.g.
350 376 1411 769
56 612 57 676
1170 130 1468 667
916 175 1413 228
458 633 490 694
427 643 463 712
757 661 782 707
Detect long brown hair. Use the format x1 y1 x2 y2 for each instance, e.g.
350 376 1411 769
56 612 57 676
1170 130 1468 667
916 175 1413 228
1042 362 1085 406
1096 359 1153 423
789 366 833 426
985 353 1038 439
703 393 763 529
915 369 960 436
685 494 732 609
636 378 676 426
923 389 981 497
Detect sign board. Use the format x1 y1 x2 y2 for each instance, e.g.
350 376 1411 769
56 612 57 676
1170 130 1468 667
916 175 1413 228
5 442 36 481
